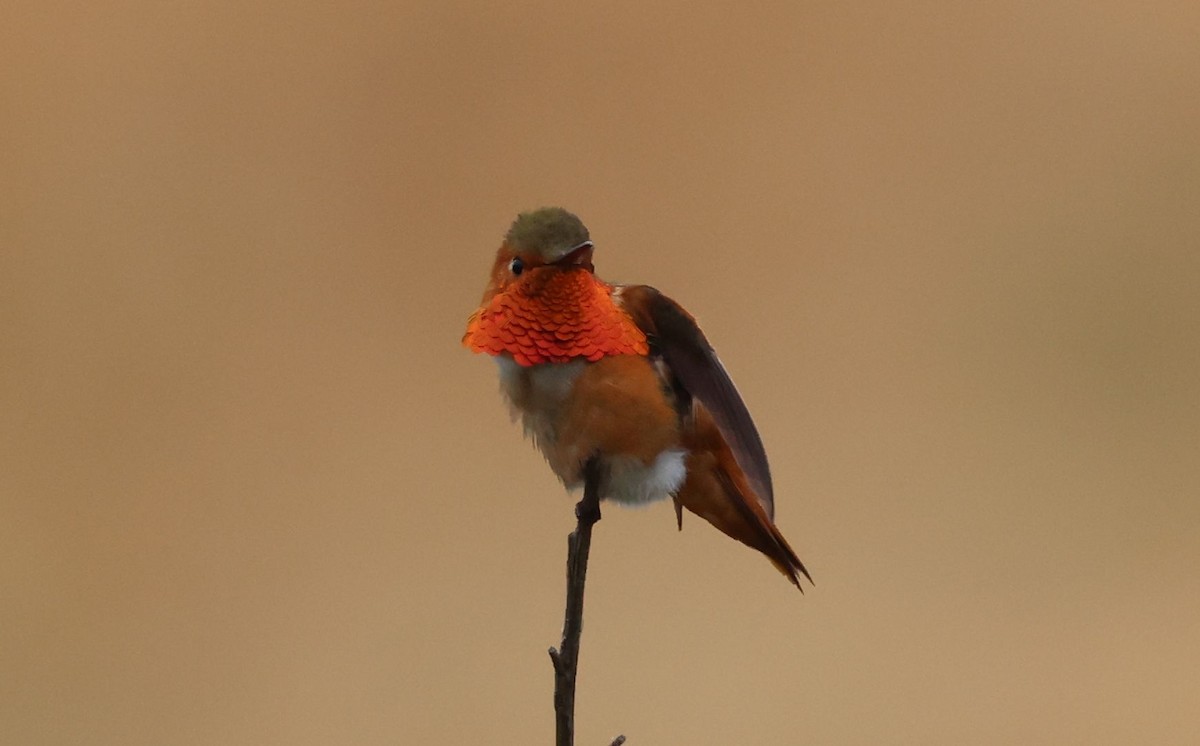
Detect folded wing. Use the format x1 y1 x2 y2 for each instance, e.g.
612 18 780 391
618 285 775 519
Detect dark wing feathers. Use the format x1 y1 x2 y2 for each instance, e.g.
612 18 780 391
621 285 775 519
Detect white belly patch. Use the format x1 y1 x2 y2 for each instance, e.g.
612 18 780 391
603 449 687 504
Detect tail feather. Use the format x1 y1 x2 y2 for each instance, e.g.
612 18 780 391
717 468 813 589
674 408 812 589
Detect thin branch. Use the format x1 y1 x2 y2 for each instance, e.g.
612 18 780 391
548 459 622 746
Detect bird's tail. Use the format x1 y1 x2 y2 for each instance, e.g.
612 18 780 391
674 431 812 589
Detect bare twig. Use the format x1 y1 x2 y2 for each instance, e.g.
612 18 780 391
548 459 622 746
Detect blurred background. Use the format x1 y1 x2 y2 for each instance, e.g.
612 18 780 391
3 2 1199 744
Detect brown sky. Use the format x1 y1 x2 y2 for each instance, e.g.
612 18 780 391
3 2 1199 744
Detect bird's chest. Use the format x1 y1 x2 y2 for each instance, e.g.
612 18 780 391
495 357 588 451
494 354 687 504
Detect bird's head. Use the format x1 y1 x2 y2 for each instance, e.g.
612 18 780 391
463 207 646 366
474 207 596 306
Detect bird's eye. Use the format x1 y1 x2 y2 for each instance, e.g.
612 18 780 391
509 257 524 276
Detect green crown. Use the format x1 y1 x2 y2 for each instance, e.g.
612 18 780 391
505 207 590 260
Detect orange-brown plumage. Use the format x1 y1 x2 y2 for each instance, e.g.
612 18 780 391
557 355 679 465
464 207 811 589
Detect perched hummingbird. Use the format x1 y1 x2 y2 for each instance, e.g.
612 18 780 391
464 207 811 588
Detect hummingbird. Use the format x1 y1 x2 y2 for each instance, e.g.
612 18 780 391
463 207 811 588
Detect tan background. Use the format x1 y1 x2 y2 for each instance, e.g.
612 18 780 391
4 2 1199 744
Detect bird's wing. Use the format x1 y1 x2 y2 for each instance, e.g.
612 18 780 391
619 285 775 519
